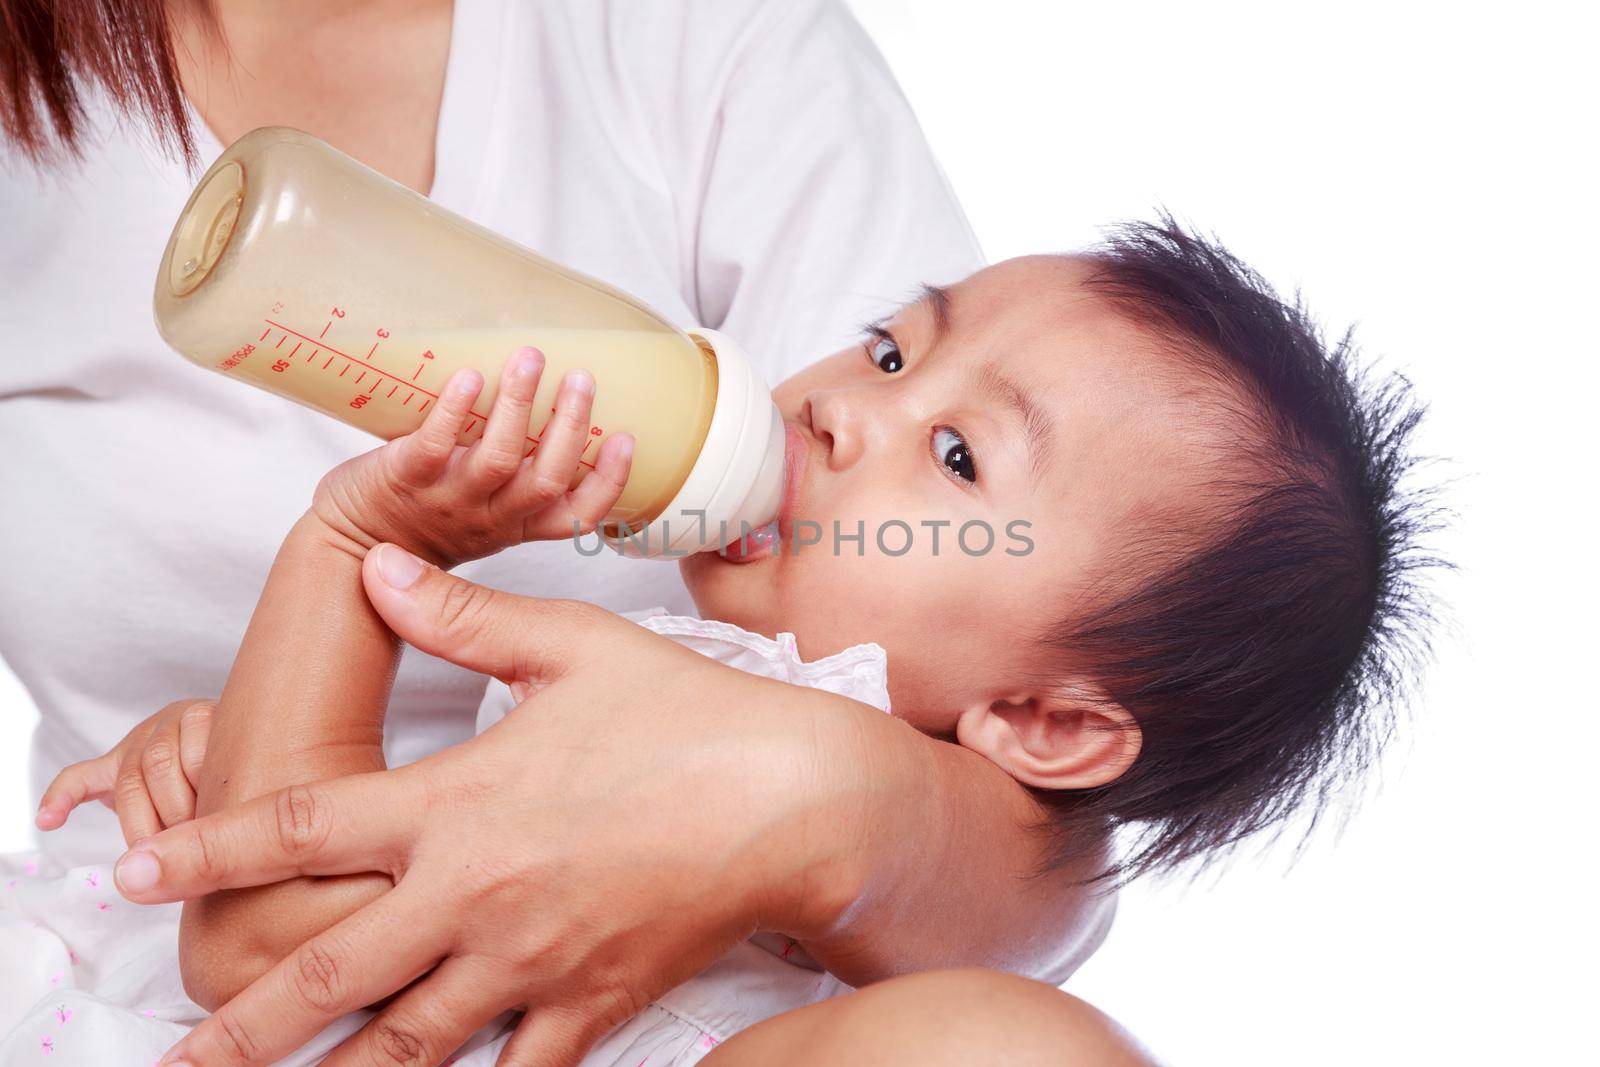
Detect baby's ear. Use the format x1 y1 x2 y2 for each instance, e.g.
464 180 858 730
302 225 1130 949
955 686 1140 791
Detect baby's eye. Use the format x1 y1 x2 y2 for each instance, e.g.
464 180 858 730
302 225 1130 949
869 336 904 373
932 427 976 483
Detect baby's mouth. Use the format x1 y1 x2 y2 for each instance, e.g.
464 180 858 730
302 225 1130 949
717 421 807 565
718 518 780 563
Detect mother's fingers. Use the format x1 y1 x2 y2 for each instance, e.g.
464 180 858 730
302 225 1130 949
499 1006 608 1067
321 956 511 1067
160 884 445 1067
114 771 413 904
361 544 625 686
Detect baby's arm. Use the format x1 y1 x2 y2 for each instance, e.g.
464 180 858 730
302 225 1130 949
177 352 632 1009
175 513 401 1009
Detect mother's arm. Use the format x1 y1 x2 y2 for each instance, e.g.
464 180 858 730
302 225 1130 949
799 727 1114 987
121 556 1112 1067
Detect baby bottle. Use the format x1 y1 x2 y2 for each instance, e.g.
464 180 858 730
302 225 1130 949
152 127 784 557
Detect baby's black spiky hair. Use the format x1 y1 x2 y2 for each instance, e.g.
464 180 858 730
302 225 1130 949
1035 215 1446 882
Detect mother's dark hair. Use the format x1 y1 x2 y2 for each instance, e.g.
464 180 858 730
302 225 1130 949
0 0 213 162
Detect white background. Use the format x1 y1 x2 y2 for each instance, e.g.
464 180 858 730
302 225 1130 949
2 1 1594 1063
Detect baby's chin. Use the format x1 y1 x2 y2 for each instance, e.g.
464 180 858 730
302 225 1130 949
676 549 780 634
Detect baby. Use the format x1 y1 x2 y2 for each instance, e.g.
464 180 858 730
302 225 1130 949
8 219 1433 1062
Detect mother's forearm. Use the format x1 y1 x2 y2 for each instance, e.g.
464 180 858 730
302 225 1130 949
794 708 1113 987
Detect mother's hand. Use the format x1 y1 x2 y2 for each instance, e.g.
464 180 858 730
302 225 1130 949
115 546 890 1067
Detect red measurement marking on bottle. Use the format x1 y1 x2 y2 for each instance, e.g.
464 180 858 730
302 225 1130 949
319 322 331 339
275 334 287 349
412 363 426 381
258 327 271 342
339 364 350 378
289 342 302 358
367 342 380 360
266 320 438 399
404 391 415 406
261 320 544 450
219 343 256 371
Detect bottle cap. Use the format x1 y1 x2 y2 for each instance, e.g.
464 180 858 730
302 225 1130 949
611 328 784 558
164 161 244 298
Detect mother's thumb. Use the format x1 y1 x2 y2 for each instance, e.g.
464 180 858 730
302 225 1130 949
362 543 590 683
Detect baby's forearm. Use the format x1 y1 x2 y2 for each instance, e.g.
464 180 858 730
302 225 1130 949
179 512 401 1009
195 513 399 807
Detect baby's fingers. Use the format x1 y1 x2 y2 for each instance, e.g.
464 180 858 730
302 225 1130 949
392 367 484 481
136 702 214 831
524 432 634 540
176 700 214 784
501 371 596 516
469 348 545 489
36 753 118 831
113 747 164 846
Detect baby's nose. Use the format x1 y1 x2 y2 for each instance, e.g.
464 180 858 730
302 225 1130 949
803 391 865 470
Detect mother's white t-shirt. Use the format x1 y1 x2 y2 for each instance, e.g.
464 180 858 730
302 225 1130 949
0 0 984 860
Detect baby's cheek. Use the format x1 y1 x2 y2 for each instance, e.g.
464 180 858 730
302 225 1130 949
888 697 963 736
880 630 978 724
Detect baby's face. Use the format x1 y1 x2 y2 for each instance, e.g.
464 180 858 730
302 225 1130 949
681 256 1224 732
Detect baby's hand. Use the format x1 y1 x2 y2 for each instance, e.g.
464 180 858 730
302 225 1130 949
37 700 215 846
312 348 634 567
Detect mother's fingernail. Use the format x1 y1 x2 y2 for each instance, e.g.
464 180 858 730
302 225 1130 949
376 544 424 589
115 850 160 894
